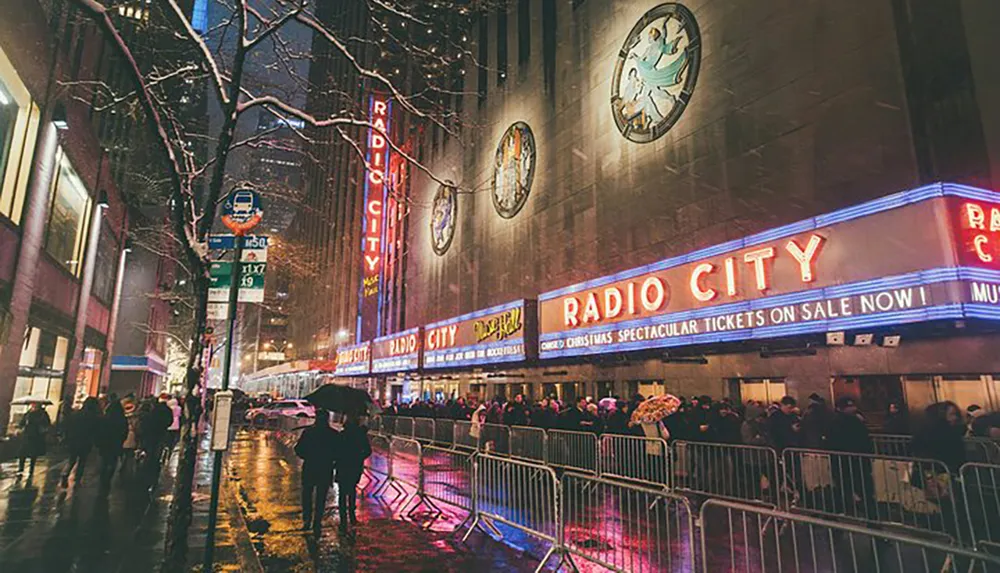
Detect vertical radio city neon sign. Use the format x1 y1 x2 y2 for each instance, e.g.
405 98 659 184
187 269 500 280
357 96 391 342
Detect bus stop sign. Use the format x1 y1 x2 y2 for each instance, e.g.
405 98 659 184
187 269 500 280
221 189 263 235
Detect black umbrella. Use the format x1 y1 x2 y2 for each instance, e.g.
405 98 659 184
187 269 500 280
304 384 376 416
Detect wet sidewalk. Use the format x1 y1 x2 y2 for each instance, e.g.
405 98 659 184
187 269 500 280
0 437 257 572
227 428 537 572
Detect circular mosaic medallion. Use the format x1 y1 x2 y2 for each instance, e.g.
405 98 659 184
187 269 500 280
491 121 536 219
430 183 457 256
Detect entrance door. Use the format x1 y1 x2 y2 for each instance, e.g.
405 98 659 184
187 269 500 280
935 375 991 413
638 381 664 399
736 378 786 404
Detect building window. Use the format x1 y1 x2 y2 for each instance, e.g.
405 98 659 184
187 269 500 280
44 150 92 276
92 226 118 303
518 0 530 66
0 48 41 225
497 9 508 86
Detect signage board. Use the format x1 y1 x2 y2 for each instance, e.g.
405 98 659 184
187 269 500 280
208 261 266 303
335 341 371 376
257 352 286 362
538 183 1000 359
371 327 422 374
423 300 536 369
357 96 391 342
211 391 233 451
221 189 263 235
208 234 269 252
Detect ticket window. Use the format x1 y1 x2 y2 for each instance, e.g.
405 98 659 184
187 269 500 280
737 378 786 405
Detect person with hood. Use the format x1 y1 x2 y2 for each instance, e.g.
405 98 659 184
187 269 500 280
826 397 874 517
62 397 101 487
883 401 910 435
801 393 832 449
97 397 128 486
17 402 51 477
332 413 372 531
295 409 340 534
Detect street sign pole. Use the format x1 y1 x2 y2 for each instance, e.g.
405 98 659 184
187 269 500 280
205 188 261 572
204 234 242 572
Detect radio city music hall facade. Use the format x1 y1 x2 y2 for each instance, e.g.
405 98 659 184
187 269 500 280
318 0 1000 419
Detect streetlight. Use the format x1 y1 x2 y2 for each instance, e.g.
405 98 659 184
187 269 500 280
337 329 349 340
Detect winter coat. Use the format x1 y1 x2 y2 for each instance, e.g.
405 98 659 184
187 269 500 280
167 399 182 431
826 412 873 454
295 423 340 482
18 408 50 458
64 408 100 453
766 410 801 452
97 404 129 456
801 403 832 448
502 402 529 426
913 419 966 474
333 423 372 487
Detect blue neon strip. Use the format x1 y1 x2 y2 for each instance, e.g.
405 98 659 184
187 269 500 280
372 356 420 374
539 304 967 359
424 299 526 329
963 303 1000 321
539 182 998 301
423 339 526 369
538 266 992 343
356 95 376 344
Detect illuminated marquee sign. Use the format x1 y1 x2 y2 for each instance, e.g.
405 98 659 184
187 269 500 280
423 300 536 369
357 96 391 342
539 183 1000 358
371 327 422 374
335 341 371 376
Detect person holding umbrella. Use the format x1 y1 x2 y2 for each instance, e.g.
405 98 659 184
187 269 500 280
294 408 339 535
332 412 371 532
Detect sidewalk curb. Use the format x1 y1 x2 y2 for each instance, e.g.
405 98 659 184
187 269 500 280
223 464 264 573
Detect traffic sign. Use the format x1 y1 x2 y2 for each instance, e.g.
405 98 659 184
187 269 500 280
208 234 268 251
220 189 263 235
208 261 265 303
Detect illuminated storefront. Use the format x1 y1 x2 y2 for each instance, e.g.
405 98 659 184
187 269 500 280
423 299 536 369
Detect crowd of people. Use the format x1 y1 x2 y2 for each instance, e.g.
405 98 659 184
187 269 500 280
16 392 183 488
383 392 998 474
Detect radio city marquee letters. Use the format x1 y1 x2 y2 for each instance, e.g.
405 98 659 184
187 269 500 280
540 184 1000 358
424 300 534 369
371 327 422 374
335 342 371 376
358 96 391 341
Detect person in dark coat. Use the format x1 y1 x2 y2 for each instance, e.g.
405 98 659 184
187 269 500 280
62 398 101 487
559 397 588 431
827 397 874 517
767 396 801 452
605 401 631 435
800 393 832 449
97 399 129 486
883 401 910 435
17 402 51 477
295 409 340 534
503 394 530 426
913 401 966 475
332 413 372 530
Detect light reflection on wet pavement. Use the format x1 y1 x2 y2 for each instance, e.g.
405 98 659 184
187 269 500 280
227 429 538 572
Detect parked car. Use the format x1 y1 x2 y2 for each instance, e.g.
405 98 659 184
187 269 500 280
245 399 315 424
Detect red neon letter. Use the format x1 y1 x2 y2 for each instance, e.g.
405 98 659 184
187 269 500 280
743 247 775 291
974 235 993 262
563 297 580 327
785 234 825 283
690 263 717 302
640 277 666 312
582 292 601 324
604 287 623 319
966 203 985 230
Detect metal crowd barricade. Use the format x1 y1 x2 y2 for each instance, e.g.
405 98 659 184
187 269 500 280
463 454 572 572
547 429 598 474
965 437 1000 464
413 418 435 443
480 423 512 456
961 462 1000 552
363 433 392 495
380 415 397 436
396 416 415 439
783 448 963 543
871 433 913 458
433 418 455 448
672 441 780 506
510 425 547 464
599 434 671 490
561 472 694 573
701 498 1000 573
421 445 473 519
388 436 440 518
454 420 477 451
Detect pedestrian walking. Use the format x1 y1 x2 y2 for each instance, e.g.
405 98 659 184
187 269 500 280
333 413 372 532
62 397 101 487
97 398 128 486
164 397 182 463
121 397 139 477
17 402 51 478
294 408 339 535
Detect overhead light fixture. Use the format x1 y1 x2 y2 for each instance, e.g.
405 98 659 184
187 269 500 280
52 102 68 130
760 345 817 359
661 353 708 365
826 331 845 346
881 335 901 348
853 334 874 346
